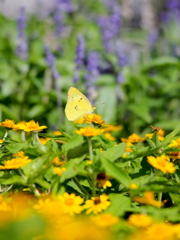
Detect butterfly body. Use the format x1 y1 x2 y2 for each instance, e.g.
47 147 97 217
65 87 95 121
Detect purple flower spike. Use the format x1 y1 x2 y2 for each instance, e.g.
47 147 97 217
16 7 28 60
75 35 85 70
85 51 100 87
116 47 128 68
117 71 125 83
73 35 85 83
44 45 60 79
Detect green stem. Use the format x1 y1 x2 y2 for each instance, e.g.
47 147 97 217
158 192 162 204
91 173 96 197
87 137 93 161
73 177 89 197
29 184 41 197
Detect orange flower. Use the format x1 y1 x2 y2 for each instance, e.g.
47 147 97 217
75 126 104 137
103 125 123 132
74 114 107 126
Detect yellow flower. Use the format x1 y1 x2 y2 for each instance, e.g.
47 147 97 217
96 173 112 189
39 138 50 145
0 140 4 144
133 191 164 207
168 138 180 148
129 183 138 190
91 213 119 227
147 155 176 174
0 119 15 129
145 129 165 141
14 120 47 132
104 132 116 141
0 156 31 170
13 151 25 157
75 126 104 137
86 160 93 165
13 121 26 130
168 152 180 161
125 142 134 152
121 133 145 143
52 157 66 166
53 130 62 135
128 213 153 228
74 114 107 126
54 167 66 176
84 194 111 214
103 125 123 132
58 192 84 216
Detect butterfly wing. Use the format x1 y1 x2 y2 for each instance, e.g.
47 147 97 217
65 87 95 121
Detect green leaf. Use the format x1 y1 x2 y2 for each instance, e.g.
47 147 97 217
5 142 29 153
62 134 84 152
26 105 46 118
101 143 126 162
60 156 85 182
105 193 131 216
101 158 131 187
0 175 25 185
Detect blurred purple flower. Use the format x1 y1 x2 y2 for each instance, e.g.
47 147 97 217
57 0 73 13
16 7 28 60
166 0 180 11
117 71 125 83
148 30 159 48
116 47 128 68
85 51 100 86
73 35 85 83
97 5 121 52
44 45 60 79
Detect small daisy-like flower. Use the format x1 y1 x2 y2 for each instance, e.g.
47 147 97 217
0 119 15 129
13 151 25 157
14 120 47 132
168 138 180 148
145 129 165 141
91 213 119 227
104 132 116 141
13 121 26 130
103 125 123 132
0 140 4 144
128 213 153 227
125 142 133 152
147 155 176 174
52 157 66 166
86 160 93 165
84 194 111 214
75 126 104 137
74 114 107 126
133 191 164 208
121 133 145 143
54 167 66 176
96 173 112 189
0 156 31 170
58 192 84 216
23 120 47 132
39 138 50 145
53 130 62 135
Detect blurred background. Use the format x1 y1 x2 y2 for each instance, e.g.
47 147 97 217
0 0 180 137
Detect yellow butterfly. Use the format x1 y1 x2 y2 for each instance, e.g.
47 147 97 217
65 87 96 121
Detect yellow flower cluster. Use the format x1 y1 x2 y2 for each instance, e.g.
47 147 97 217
75 126 104 137
0 119 47 132
145 129 165 141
